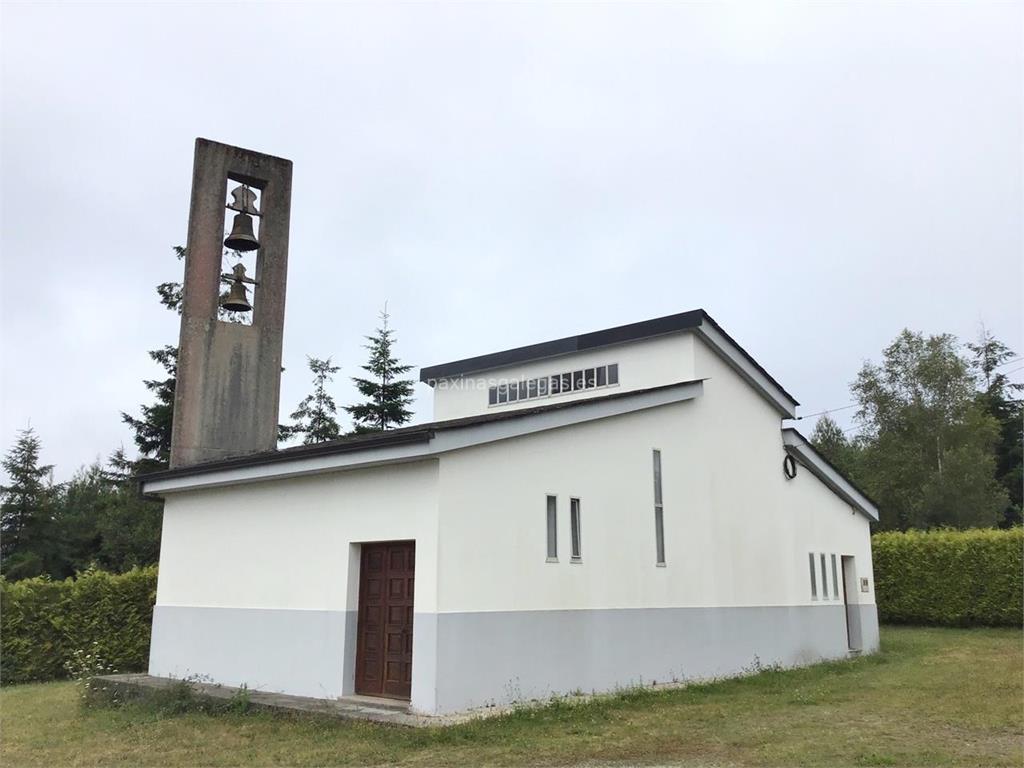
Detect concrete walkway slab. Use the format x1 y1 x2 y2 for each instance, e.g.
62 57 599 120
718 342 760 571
95 674 477 728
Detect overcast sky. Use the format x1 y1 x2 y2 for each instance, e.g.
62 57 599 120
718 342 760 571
1 2 1021 481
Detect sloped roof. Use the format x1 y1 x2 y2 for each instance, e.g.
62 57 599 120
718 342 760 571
782 428 879 521
140 380 704 492
420 309 799 417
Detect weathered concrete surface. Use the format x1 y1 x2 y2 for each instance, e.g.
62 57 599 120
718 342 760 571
96 674 478 728
170 138 292 468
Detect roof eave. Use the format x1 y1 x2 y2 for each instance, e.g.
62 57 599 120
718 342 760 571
781 428 879 521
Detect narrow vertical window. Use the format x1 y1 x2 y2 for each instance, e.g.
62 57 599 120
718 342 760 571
570 498 582 561
653 449 665 565
831 554 839 599
607 363 619 385
488 387 498 406
546 495 557 561
820 553 829 599
809 553 818 599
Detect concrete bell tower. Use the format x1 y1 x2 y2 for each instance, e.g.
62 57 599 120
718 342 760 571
169 138 292 468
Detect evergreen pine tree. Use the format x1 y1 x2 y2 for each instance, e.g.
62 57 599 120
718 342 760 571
121 246 185 473
345 310 415 433
0 427 56 579
121 345 176 473
288 357 343 444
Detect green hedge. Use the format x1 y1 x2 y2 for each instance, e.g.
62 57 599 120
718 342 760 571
1 566 157 685
873 528 1023 627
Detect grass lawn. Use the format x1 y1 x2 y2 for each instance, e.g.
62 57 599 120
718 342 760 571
2 626 1021 767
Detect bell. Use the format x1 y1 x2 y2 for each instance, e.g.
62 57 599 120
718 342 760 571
221 278 252 313
224 212 259 252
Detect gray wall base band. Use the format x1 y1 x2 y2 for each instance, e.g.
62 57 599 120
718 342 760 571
149 605 351 700
433 604 880 713
148 603 879 714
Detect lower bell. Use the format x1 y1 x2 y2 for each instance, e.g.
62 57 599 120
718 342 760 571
221 279 252 313
224 212 259 252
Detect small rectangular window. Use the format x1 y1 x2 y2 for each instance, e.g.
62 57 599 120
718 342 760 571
537 377 549 397
584 368 596 388
820 553 829 599
488 387 498 406
607 363 619 385
831 554 839 599
570 498 582 560
596 366 607 387
809 553 818 599
497 384 508 404
653 449 665 565
560 372 572 392
572 370 585 390
508 381 519 402
546 496 557 561
527 379 538 399
549 375 561 394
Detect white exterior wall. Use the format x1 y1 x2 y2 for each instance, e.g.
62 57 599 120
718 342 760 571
432 333 697 420
435 339 873 613
429 337 876 711
147 329 877 715
149 460 441 712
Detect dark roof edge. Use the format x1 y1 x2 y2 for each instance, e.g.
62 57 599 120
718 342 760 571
418 308 798 409
138 428 435 486
419 309 705 382
781 427 880 520
698 313 799 407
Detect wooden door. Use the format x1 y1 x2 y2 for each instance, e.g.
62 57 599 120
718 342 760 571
355 541 415 699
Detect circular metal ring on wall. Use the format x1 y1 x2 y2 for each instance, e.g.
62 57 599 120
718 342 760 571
783 454 798 480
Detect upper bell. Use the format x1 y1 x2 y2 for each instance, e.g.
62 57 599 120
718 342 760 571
221 277 252 313
224 212 259 252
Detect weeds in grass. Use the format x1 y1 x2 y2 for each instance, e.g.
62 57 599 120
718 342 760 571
64 643 119 707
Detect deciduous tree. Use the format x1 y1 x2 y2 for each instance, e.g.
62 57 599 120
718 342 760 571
852 329 1007 530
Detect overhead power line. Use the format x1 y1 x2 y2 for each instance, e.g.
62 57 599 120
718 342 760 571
796 403 857 421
